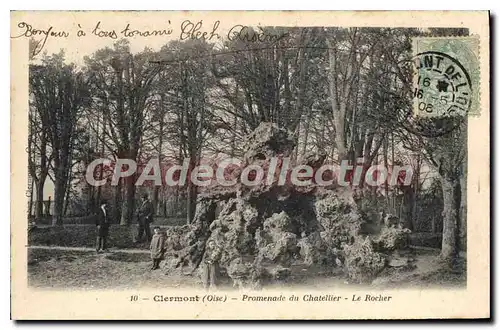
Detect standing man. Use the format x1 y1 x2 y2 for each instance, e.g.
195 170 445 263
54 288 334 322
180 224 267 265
136 193 154 243
96 200 110 253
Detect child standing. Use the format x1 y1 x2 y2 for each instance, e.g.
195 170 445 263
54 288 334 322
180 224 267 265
202 240 222 290
149 227 166 270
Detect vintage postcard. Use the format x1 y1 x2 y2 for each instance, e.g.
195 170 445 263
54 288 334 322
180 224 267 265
10 11 490 320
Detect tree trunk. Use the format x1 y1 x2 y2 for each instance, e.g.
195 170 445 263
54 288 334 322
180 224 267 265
334 104 348 162
402 188 415 230
230 112 237 158
174 186 180 217
383 135 389 201
34 180 44 220
52 177 65 226
440 177 461 262
300 112 311 159
28 179 34 218
411 156 421 231
326 38 348 163
162 189 167 217
114 181 122 224
120 174 136 225
153 186 160 216
96 155 104 208
63 184 71 216
186 182 195 224
63 167 74 216
459 163 467 251
186 158 197 224
96 185 101 211
154 97 164 217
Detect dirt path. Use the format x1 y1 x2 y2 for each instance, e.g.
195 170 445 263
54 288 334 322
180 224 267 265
28 246 201 289
27 245 465 290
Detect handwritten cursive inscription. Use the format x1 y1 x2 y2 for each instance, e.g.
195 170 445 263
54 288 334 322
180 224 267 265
12 19 293 60
121 23 173 38
92 21 118 39
179 20 221 41
12 22 70 56
227 25 288 43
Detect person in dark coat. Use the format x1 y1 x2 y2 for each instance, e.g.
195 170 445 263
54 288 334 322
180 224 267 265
96 200 111 253
149 227 166 270
136 193 154 243
202 240 222 290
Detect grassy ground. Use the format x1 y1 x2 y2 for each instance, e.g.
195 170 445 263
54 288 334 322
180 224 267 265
28 247 466 290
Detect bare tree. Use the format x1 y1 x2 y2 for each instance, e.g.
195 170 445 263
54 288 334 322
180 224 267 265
85 40 161 225
30 53 90 226
27 103 51 221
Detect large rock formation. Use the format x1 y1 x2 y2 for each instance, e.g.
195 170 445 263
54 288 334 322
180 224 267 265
171 122 409 287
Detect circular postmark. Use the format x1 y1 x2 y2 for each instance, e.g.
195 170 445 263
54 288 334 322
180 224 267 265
408 51 472 137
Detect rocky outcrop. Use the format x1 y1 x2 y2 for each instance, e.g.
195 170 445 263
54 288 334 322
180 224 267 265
343 237 387 283
171 122 408 287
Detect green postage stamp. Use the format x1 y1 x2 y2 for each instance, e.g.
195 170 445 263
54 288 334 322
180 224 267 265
412 36 480 119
